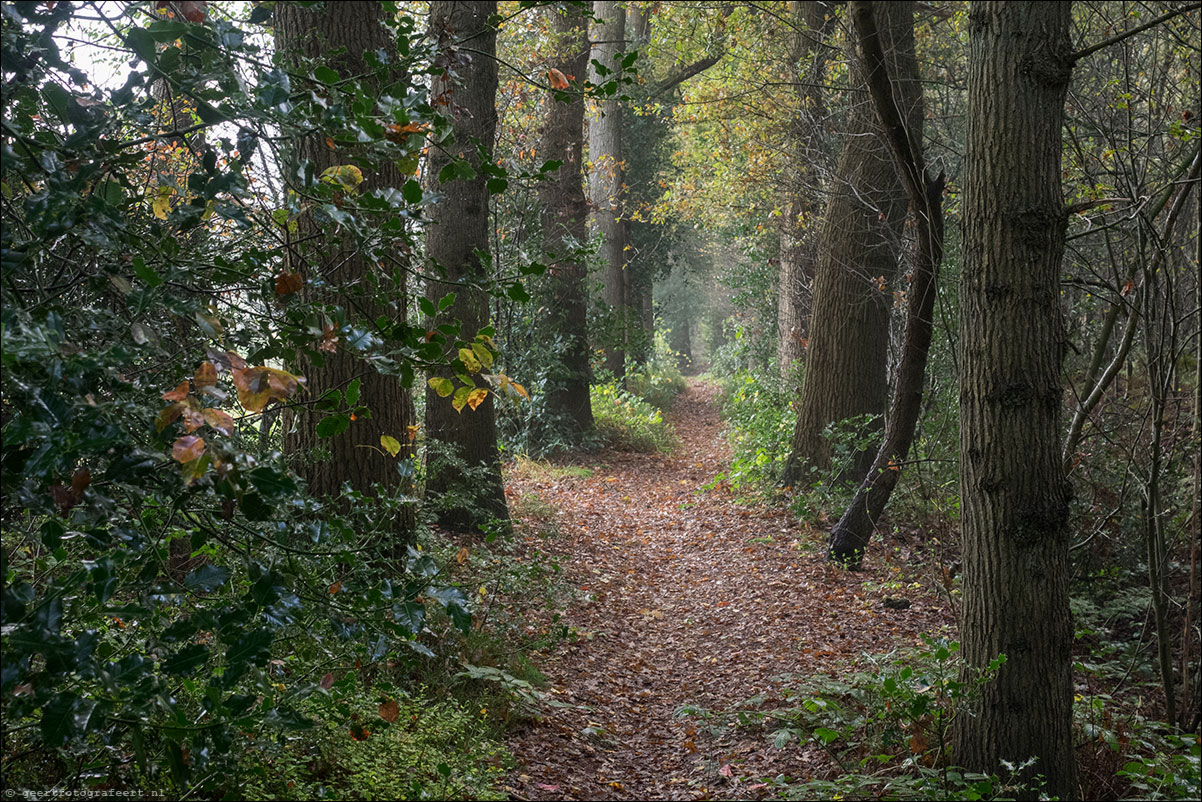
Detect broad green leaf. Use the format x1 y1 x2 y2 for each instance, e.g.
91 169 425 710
428 376 454 397
316 414 350 438
344 377 361 406
451 386 471 412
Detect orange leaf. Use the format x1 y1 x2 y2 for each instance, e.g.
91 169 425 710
548 68 570 90
349 725 370 741
329 581 342 594
378 699 400 723
178 0 206 22
466 388 489 411
71 467 92 497
162 380 190 401
325 136 336 150
456 547 469 564
172 435 206 463
275 271 303 297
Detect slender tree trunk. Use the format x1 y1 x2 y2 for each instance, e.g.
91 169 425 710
828 0 941 567
538 3 594 445
275 2 416 544
955 4 1076 797
781 0 916 486
588 0 628 378
424 0 508 531
778 0 836 379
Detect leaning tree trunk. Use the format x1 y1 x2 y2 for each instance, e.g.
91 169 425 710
778 0 837 379
588 0 628 378
781 0 916 486
276 2 416 543
828 0 942 568
954 3 1076 798
537 3 594 445
424 0 508 531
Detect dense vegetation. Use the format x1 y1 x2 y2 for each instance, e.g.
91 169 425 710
1 1 1198 800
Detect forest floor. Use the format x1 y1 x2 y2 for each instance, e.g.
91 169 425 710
501 379 956 801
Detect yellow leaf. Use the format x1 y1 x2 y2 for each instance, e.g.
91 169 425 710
319 164 364 192
380 434 402 457
451 386 471 412
511 381 529 400
152 186 174 219
458 347 482 373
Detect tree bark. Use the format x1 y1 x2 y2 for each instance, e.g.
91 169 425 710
954 3 1076 797
424 0 508 531
275 2 416 544
537 3 594 445
778 0 836 379
828 0 942 567
782 0 917 485
588 0 628 378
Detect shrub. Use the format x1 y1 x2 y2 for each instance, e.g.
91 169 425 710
590 382 675 452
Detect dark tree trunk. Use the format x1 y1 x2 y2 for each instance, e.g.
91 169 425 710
954 3 1076 797
778 0 836 379
275 2 416 544
781 0 917 486
538 3 594 445
588 0 628 378
424 0 508 531
828 1 943 567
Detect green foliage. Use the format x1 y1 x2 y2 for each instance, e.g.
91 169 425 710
715 367 795 493
590 382 675 452
239 688 511 801
676 637 1025 800
624 330 689 409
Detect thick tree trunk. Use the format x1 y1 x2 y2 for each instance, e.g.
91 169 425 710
954 3 1076 797
828 0 942 567
424 0 508 531
588 0 628 378
778 0 836 379
538 4 594 444
782 0 917 485
275 2 416 543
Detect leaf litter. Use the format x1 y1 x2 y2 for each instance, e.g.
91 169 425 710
504 381 953 800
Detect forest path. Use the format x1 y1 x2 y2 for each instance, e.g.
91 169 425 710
503 379 951 801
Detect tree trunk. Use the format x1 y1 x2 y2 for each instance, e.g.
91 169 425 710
275 2 416 543
538 3 594 445
782 0 917 485
954 3 1076 797
588 0 628 378
778 0 836 379
424 0 508 531
828 0 942 567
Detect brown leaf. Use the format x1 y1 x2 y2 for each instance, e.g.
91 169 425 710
172 435 206 463
71 467 92 497
203 408 236 436
378 699 400 722
50 484 74 513
193 361 218 390
456 547 469 565
548 68 570 90
275 271 303 298
320 673 334 690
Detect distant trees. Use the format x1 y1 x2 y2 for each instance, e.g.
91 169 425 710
588 0 630 378
782 0 919 485
423 0 509 530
